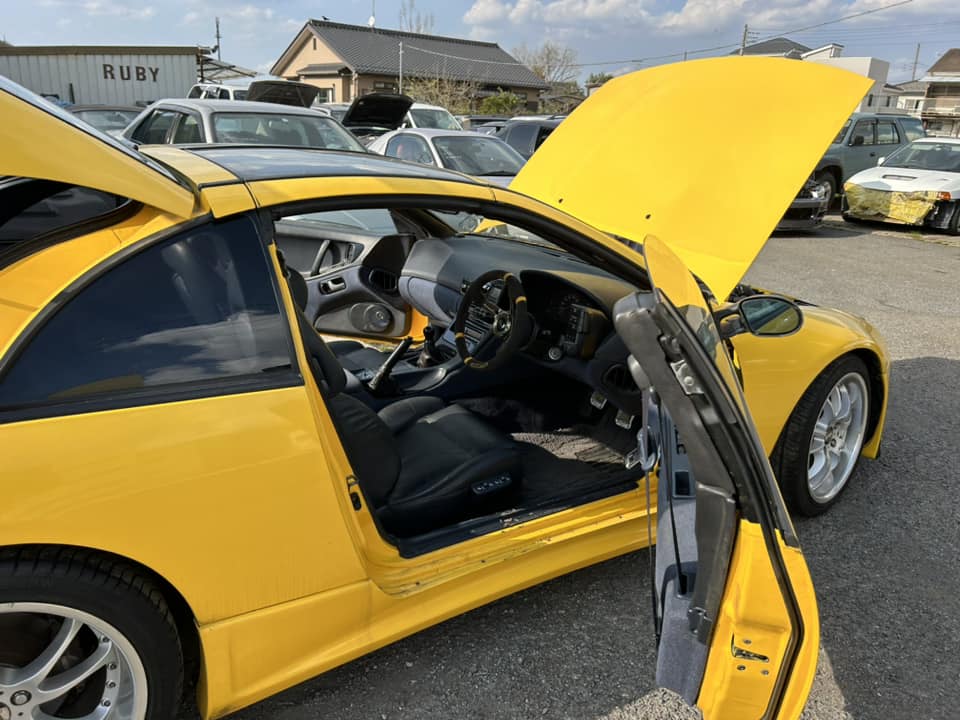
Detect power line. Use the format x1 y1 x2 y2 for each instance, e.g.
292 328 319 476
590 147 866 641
573 0 915 69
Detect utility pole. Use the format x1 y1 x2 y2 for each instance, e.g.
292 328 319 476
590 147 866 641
911 42 920 80
739 24 749 56
215 17 222 60
399 41 404 93
683 50 688 61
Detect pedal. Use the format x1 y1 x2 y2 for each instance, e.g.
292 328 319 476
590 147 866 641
615 410 634 429
589 391 608 410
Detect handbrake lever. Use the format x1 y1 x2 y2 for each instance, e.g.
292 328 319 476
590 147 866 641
367 336 414 394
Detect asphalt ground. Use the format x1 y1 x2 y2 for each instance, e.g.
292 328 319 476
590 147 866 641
203 219 959 720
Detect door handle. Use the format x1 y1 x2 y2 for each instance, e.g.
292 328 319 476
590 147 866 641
869 152 876 157
320 277 346 294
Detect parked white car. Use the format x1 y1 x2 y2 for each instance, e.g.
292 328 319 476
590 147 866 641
367 128 526 186
843 137 960 234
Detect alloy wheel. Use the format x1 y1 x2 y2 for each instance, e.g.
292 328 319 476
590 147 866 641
807 371 869 504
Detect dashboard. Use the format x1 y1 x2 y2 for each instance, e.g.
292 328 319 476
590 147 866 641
398 234 648 415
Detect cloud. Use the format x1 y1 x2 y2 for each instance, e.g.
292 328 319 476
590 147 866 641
465 0 511 24
80 1 156 19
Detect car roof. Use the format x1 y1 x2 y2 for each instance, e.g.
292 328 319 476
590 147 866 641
392 128 499 139
69 105 141 112
176 145 485 185
149 99 329 116
910 136 960 144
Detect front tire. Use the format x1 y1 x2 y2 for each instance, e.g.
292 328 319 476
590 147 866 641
772 356 871 516
0 548 183 720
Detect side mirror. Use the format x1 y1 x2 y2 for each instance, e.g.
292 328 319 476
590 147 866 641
716 295 803 339
877 156 886 166
851 135 865 147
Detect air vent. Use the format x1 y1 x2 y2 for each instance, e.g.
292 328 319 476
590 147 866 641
369 268 399 294
603 364 640 394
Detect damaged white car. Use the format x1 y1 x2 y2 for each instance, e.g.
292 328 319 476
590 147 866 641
842 137 960 234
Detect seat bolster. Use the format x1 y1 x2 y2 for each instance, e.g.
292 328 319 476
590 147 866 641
378 396 445 434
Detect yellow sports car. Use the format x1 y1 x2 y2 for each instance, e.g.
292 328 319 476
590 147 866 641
0 59 885 720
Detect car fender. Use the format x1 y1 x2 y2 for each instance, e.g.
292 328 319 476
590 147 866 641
734 304 889 458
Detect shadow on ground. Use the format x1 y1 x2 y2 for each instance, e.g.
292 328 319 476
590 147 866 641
795 356 960 720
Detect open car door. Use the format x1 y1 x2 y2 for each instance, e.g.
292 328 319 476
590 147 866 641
615 236 818 719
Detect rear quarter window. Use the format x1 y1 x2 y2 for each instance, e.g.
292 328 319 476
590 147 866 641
0 179 125 259
0 215 295 412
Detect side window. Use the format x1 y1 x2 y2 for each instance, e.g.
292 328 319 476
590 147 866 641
218 88 231 100
876 121 900 145
534 127 554 151
187 85 204 99
130 109 178 144
506 124 537 155
172 114 203 143
0 216 293 409
385 134 434 165
850 119 875 146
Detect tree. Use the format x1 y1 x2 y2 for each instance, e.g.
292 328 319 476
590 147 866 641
513 41 579 85
402 75 478 115
399 0 435 34
586 72 613 86
479 91 523 116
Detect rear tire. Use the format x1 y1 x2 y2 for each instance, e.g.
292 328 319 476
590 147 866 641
0 547 183 720
948 203 960 236
771 356 871 517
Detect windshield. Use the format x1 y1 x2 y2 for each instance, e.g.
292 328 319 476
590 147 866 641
882 141 960 171
73 109 140 132
210 112 366 151
432 135 525 176
409 108 462 130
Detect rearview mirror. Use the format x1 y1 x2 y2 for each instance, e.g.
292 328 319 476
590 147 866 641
851 135 865 147
716 295 803 339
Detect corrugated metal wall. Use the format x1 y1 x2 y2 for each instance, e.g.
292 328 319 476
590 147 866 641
0 52 196 105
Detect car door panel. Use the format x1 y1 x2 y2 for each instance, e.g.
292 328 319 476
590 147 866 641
614 236 818 719
274 217 413 339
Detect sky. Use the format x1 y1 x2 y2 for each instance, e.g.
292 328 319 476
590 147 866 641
3 0 960 83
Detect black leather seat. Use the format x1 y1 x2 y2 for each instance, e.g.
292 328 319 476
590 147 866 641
285 267 521 537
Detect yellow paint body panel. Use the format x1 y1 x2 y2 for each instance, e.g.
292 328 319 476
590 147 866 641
510 57 872 300
697 522 819 720
735 306 890 456
0 82 195 217
844 182 937 225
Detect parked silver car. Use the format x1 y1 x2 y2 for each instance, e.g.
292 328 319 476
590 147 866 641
368 128 526 185
121 99 366 151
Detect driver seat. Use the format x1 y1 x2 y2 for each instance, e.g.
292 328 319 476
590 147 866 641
285 266 521 537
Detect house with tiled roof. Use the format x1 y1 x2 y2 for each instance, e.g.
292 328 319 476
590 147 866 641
271 20 548 109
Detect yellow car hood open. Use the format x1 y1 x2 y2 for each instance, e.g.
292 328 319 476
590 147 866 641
509 57 871 300
0 76 196 218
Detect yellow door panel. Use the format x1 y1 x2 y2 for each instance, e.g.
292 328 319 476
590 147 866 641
697 522 818 720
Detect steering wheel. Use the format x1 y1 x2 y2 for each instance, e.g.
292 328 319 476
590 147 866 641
452 269 532 371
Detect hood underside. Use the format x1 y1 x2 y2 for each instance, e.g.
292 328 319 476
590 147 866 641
509 57 871 300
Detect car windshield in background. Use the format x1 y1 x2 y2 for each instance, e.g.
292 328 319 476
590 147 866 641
432 136 525 176
210 113 366 151
73 109 140 132
833 119 851 144
883 142 960 172
409 108 461 130
285 209 398 234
